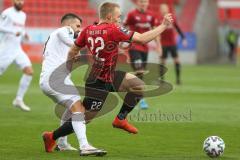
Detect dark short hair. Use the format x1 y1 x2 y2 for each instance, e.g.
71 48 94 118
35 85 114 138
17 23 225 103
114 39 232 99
61 13 82 24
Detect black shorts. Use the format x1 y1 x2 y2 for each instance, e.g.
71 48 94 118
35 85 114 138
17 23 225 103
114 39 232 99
83 71 126 111
162 46 178 59
129 50 148 70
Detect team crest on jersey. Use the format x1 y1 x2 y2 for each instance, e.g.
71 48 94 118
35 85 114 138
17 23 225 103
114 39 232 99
147 15 152 21
120 27 130 35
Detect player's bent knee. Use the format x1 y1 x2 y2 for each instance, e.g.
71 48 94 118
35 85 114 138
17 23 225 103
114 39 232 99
128 79 145 96
23 66 34 75
130 85 145 96
72 112 85 122
70 101 85 113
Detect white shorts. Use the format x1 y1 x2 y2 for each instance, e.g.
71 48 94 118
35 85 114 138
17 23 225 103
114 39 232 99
0 48 32 75
39 74 81 109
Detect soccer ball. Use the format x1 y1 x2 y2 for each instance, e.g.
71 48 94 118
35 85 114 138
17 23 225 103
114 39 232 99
203 136 225 158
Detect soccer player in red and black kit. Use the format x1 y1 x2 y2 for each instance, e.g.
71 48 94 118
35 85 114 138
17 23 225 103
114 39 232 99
159 4 187 85
67 2 172 135
124 0 161 109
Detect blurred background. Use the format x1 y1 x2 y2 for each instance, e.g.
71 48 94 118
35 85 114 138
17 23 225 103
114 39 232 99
0 1 240 159
0 0 239 65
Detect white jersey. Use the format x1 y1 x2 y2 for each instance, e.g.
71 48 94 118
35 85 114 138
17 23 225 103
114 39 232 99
0 7 30 73
40 26 75 80
0 7 26 46
39 26 81 106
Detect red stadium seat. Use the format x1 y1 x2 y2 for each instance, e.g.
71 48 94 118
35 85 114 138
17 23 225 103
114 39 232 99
178 0 201 32
3 0 97 27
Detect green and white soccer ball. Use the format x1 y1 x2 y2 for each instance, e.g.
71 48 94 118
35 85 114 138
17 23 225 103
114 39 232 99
203 136 225 158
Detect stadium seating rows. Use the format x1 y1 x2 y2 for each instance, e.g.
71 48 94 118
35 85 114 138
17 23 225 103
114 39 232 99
3 0 240 29
219 8 240 22
3 0 97 27
178 0 201 32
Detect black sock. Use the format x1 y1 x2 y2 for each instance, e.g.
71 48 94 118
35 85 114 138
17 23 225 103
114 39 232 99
175 63 181 81
159 64 165 80
53 118 74 140
117 92 142 120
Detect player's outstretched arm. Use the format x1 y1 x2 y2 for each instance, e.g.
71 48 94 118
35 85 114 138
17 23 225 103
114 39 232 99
132 14 173 44
154 35 162 55
66 44 81 71
57 28 74 47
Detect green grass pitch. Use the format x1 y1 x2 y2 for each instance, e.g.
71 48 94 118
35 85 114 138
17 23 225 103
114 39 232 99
0 63 239 160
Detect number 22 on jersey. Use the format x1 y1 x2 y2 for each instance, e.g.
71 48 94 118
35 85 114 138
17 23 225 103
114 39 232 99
88 37 105 61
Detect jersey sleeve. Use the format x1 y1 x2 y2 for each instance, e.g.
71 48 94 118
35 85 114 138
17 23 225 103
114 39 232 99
112 26 134 43
173 17 185 39
57 27 74 47
74 27 87 48
124 12 134 26
0 10 16 34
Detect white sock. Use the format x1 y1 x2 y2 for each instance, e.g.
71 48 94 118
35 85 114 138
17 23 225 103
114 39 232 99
72 112 89 149
57 120 68 146
16 74 32 101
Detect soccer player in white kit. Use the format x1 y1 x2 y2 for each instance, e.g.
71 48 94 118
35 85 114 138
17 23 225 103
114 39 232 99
40 13 106 156
0 0 33 112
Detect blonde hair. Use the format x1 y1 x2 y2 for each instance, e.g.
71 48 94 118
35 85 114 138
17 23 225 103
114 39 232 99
99 2 120 19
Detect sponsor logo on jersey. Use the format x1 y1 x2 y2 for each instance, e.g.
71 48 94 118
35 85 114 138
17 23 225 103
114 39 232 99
135 16 141 21
135 22 151 28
